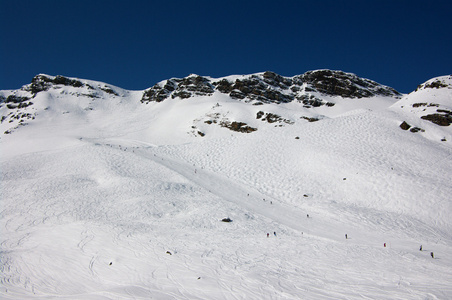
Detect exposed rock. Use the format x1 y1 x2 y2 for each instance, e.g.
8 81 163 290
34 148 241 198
296 94 333 107
422 80 448 89
299 70 402 98
220 120 257 133
421 110 452 126
4 95 33 109
6 101 33 109
410 127 424 133
213 79 233 93
6 95 31 104
140 70 402 104
172 90 192 99
256 111 293 124
262 71 292 88
171 75 214 98
412 103 439 108
415 76 452 91
141 75 214 103
141 80 177 103
400 121 411 130
301 116 320 122
226 76 294 104
24 74 88 95
229 90 246 100
100 86 119 96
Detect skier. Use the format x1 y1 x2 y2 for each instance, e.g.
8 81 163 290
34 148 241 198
307 214 309 218
345 234 348 239
384 243 386 247
420 245 423 251
274 232 276 237
267 233 269 238
430 252 434 258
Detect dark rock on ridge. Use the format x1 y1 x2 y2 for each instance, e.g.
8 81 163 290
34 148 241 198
299 70 401 98
141 70 402 104
142 75 214 103
416 79 451 91
24 75 87 95
142 81 176 103
19 74 122 98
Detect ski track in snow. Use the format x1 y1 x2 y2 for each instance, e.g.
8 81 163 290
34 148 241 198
1 137 452 299
2 135 444 299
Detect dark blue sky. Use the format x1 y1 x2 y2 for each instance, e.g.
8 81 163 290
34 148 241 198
1 0 451 93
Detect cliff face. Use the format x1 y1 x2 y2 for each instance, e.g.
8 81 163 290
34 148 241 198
140 70 402 106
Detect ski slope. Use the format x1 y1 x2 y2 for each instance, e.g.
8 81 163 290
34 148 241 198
1 74 452 299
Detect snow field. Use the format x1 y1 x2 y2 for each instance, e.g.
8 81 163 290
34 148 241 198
2 133 451 299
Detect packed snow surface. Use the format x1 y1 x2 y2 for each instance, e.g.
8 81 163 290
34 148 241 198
1 74 452 299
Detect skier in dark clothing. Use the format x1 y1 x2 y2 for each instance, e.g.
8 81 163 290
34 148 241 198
274 232 276 237
431 252 434 258
345 234 348 239
420 245 423 251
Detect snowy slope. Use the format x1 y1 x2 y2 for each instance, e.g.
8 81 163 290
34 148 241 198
1 72 452 299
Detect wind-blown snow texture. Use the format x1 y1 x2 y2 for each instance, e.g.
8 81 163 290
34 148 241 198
1 71 452 299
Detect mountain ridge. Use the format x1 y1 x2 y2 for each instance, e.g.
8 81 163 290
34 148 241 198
0 69 402 138
140 69 403 104
0 70 450 145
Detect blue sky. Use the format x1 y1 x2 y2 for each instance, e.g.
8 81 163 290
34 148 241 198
1 0 451 93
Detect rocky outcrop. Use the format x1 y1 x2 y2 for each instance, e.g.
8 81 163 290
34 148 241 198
421 110 452 126
141 75 214 103
141 70 402 105
5 95 33 109
216 72 294 103
23 75 88 95
416 76 452 91
298 70 401 98
256 111 293 125
19 74 122 98
220 121 257 133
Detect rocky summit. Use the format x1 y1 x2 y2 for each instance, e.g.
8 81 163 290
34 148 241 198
141 70 402 106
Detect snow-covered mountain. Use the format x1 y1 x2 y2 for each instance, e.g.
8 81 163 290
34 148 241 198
1 71 451 299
